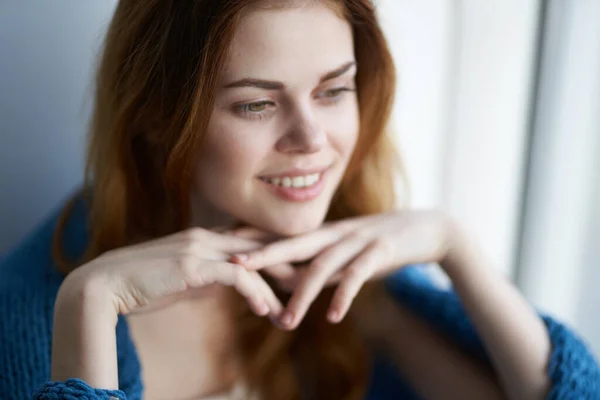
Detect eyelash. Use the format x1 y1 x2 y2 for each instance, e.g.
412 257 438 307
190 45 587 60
234 87 356 121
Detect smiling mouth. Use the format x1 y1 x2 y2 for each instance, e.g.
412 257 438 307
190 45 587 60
259 172 322 189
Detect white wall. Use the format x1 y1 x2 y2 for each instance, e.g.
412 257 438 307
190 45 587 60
444 0 540 278
377 0 455 211
381 0 600 354
379 0 540 279
517 0 600 356
0 0 117 253
578 162 600 356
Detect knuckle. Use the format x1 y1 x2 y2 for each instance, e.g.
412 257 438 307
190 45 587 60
250 247 265 261
99 248 115 259
335 286 355 303
260 242 279 257
175 253 199 280
312 246 341 268
371 237 392 258
345 230 367 242
232 264 247 286
182 227 206 244
344 264 364 281
334 219 356 233
181 229 211 254
310 257 328 271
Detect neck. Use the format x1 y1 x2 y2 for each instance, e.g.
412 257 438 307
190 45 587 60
189 192 237 230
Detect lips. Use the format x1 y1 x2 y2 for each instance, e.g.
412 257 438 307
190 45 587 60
261 172 321 189
259 166 330 202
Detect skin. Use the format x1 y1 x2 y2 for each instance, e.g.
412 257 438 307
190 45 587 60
233 214 551 400
51 3 551 400
190 1 358 235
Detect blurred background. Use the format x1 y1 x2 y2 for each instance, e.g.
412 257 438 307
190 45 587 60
1 1 599 355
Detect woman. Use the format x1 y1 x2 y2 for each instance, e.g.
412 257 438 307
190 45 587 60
0 1 598 399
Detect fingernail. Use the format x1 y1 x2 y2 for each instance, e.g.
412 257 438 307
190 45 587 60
327 310 340 323
257 302 269 316
280 311 294 326
233 254 249 263
269 316 285 329
230 254 249 266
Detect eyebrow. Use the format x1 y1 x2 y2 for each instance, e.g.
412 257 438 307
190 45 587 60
221 60 357 90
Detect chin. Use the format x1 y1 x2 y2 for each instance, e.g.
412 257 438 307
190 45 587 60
258 211 327 237
271 222 321 237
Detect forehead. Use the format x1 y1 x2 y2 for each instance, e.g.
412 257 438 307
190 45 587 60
220 3 354 84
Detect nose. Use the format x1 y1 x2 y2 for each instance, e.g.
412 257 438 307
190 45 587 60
275 108 327 154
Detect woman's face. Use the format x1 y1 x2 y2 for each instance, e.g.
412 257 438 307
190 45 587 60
191 2 359 236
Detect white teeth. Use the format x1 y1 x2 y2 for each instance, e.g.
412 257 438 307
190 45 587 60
305 173 319 186
292 176 305 188
265 173 321 188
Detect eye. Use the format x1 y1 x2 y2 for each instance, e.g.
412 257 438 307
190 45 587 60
317 87 356 103
234 100 275 120
246 102 268 112
324 88 346 97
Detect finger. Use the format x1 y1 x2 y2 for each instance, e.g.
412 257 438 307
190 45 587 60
231 228 343 270
104 240 229 266
263 265 342 293
209 224 238 233
261 263 299 291
250 271 284 316
324 270 345 287
123 228 263 258
280 234 367 329
262 263 297 281
196 262 270 316
327 242 381 323
184 229 268 253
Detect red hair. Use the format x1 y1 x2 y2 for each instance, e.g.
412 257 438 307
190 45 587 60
54 1 403 398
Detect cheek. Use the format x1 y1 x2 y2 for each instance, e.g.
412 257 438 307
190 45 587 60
194 121 267 193
326 102 360 160
343 117 360 155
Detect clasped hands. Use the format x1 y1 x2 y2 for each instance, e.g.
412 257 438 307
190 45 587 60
226 210 453 330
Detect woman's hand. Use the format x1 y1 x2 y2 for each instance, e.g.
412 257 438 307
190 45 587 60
230 210 453 329
72 228 285 316
233 213 551 400
51 227 285 389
